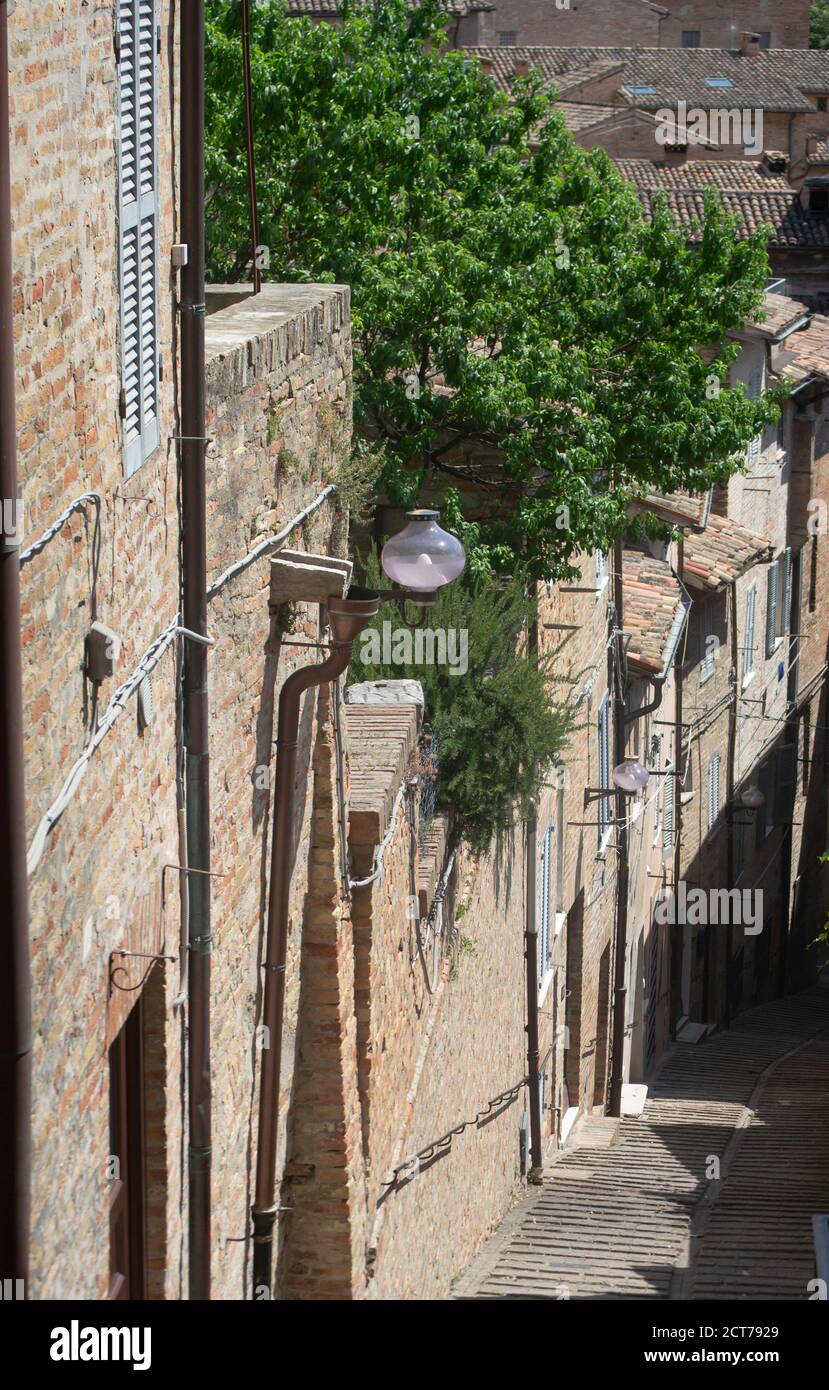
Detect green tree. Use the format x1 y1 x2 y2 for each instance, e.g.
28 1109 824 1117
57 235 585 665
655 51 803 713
812 2 829 48
206 0 780 581
348 552 576 850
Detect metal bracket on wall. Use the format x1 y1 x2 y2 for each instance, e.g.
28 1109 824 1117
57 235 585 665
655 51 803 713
109 950 177 995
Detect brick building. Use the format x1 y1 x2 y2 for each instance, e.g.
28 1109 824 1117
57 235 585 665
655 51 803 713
470 43 829 164
488 0 810 51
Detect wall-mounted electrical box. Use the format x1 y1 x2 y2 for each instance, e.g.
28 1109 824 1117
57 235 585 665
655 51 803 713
85 621 120 683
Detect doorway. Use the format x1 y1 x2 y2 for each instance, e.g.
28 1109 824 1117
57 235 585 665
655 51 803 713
108 995 146 1300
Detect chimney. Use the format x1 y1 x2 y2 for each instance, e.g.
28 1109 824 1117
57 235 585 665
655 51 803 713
479 57 494 78
740 32 761 58
511 59 531 79
761 149 789 175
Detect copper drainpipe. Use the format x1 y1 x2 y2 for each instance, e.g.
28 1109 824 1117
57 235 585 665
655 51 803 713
180 0 213 1300
0 0 32 1295
251 589 380 1299
524 616 543 1179
608 536 630 1119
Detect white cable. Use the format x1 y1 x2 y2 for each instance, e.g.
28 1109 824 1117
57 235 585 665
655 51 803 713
19 492 102 567
348 777 414 889
26 486 337 876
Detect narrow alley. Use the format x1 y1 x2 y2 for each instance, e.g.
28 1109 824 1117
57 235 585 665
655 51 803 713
455 984 829 1301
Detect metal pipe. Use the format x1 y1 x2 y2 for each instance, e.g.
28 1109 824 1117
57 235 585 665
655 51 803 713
0 0 32 1296
252 590 380 1299
524 806 543 1179
608 537 630 1119
670 535 684 1035
180 0 212 1301
240 0 261 294
723 580 739 1028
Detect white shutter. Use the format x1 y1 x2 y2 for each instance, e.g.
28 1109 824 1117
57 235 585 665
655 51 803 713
743 585 756 680
700 603 715 682
118 0 159 477
539 824 552 975
782 547 792 636
748 367 762 464
707 753 720 831
766 561 779 656
662 770 674 853
598 695 610 841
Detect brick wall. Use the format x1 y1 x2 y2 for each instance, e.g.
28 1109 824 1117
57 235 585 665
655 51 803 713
487 0 810 49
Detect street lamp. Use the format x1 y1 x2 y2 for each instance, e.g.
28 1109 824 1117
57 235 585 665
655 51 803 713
612 759 650 795
739 784 766 810
380 509 466 607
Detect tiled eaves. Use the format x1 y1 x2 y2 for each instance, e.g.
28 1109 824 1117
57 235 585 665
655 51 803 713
622 549 686 678
634 187 829 250
682 512 774 592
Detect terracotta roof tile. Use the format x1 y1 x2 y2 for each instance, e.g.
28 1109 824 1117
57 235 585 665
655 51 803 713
614 159 793 193
634 186 829 249
746 291 811 339
622 549 687 678
465 46 829 112
681 512 773 592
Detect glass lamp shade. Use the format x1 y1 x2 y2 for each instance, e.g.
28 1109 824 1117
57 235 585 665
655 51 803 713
380 510 465 593
612 759 650 795
740 784 766 809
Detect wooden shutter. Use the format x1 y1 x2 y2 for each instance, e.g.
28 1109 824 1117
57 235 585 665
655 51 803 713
782 547 792 636
538 824 552 975
748 367 762 464
118 0 159 477
743 585 756 680
766 560 779 656
700 603 715 681
707 753 720 832
662 769 674 853
598 695 610 841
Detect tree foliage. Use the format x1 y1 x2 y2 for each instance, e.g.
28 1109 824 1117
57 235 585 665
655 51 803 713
347 550 576 850
206 0 781 581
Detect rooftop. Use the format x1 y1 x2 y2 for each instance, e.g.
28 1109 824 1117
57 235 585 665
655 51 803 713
632 186 829 250
622 550 688 678
682 512 774 592
465 46 829 112
613 159 793 193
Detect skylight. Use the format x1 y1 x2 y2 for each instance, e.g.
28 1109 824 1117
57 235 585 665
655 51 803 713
624 84 656 95
705 77 734 89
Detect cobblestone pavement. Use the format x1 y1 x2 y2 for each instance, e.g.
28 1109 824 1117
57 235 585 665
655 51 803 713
454 985 829 1300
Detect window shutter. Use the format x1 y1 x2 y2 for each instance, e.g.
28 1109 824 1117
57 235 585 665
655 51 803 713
743 585 756 680
707 753 720 831
598 696 610 841
538 824 552 975
782 547 792 636
662 770 674 853
595 550 607 589
118 0 159 477
700 603 715 681
748 367 762 464
766 562 779 656
774 743 796 827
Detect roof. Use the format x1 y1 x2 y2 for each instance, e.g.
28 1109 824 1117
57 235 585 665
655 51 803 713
622 550 688 678
631 490 711 528
466 46 828 112
682 512 774 592
613 159 793 193
633 186 829 250
746 291 811 340
775 312 829 383
556 101 618 134
806 139 829 165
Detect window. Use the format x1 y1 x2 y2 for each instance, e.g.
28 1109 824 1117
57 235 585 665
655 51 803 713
707 752 721 832
651 735 662 847
624 84 657 96
539 822 552 978
809 187 829 213
818 97 828 113
597 694 611 843
662 767 675 855
499 31 517 46
681 31 700 48
554 786 565 917
700 602 717 682
117 0 160 478
766 549 791 656
759 33 771 50
705 78 734 90
747 366 762 464
743 584 757 682
595 549 608 592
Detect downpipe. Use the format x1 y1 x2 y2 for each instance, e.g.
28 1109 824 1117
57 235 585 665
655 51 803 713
251 589 380 1299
